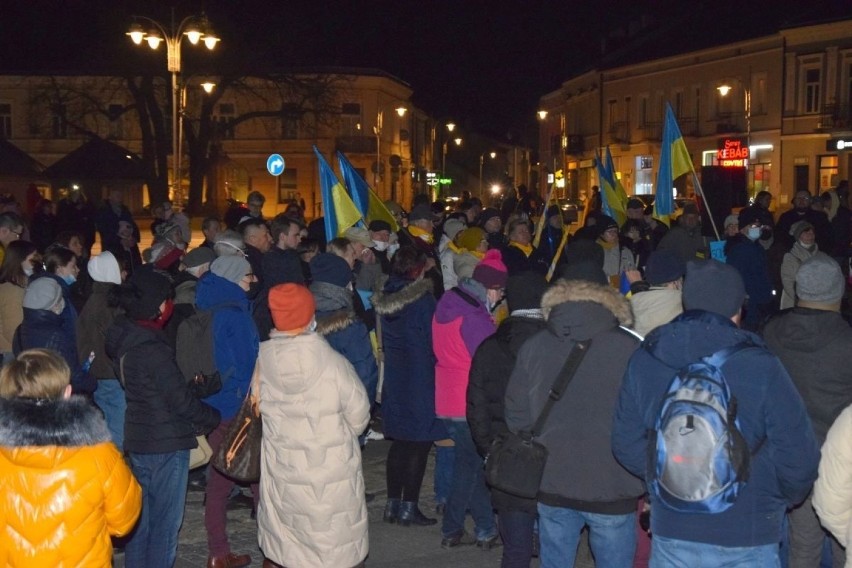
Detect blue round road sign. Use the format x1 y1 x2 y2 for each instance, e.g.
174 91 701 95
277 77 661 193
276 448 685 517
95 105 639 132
267 154 285 176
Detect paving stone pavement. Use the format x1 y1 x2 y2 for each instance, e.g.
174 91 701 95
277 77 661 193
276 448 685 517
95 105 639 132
114 438 595 567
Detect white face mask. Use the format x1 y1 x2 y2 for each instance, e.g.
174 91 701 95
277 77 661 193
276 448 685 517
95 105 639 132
746 226 762 241
372 240 389 252
308 318 317 332
387 243 400 256
23 266 33 277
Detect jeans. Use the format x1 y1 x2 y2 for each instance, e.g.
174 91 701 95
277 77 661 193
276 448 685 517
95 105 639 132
538 503 636 568
433 443 455 505
93 378 126 451
498 510 536 568
125 450 189 568
441 420 496 540
650 535 781 568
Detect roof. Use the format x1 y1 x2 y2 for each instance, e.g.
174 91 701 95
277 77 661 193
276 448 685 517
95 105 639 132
0 139 45 176
43 137 145 180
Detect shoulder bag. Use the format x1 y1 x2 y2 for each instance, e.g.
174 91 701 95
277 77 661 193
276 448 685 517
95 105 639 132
484 339 591 499
211 362 263 482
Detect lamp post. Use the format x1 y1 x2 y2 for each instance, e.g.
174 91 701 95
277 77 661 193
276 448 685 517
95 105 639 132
373 105 408 198
127 13 219 206
479 151 496 198
442 136 462 196
177 80 215 201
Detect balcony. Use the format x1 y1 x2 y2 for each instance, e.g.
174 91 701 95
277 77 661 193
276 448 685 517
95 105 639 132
608 121 629 144
335 135 376 154
638 121 662 142
566 134 584 155
714 111 746 134
818 103 852 131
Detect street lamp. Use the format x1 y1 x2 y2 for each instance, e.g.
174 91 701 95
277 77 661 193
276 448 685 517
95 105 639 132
442 137 462 195
177 79 216 201
479 151 496 198
127 13 220 206
374 105 409 197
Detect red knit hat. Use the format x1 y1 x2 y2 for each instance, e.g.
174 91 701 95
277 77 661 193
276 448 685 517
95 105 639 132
268 283 315 333
473 249 508 289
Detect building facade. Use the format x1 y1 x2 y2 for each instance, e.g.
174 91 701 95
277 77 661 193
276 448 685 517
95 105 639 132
539 18 852 210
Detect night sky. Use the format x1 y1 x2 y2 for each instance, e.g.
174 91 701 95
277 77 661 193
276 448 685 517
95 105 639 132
0 0 844 144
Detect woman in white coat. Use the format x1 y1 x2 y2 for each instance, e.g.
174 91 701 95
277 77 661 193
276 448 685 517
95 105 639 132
258 283 371 568
813 404 852 567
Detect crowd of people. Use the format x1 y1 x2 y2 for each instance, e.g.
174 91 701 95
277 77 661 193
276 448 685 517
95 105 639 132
0 180 851 568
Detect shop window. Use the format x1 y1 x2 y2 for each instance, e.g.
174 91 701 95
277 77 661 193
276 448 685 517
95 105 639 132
818 155 838 192
278 169 298 204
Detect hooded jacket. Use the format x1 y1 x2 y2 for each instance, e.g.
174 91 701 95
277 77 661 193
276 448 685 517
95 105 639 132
257 330 370 568
433 279 496 419
77 281 121 379
0 396 141 566
467 313 546 514
779 243 821 310
195 272 259 420
763 307 852 444
629 286 683 337
313 281 378 403
813 404 852 566
505 279 643 513
105 315 220 453
612 310 820 547
372 276 446 441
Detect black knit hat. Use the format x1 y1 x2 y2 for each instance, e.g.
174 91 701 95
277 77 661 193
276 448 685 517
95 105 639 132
683 260 745 318
310 253 352 288
506 271 548 312
123 266 173 320
737 207 762 229
559 260 608 285
368 220 392 233
645 249 686 285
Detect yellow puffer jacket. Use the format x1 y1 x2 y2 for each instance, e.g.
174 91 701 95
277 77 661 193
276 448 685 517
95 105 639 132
0 396 141 567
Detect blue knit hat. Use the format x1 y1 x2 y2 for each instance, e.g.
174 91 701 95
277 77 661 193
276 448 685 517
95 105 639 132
310 253 352 288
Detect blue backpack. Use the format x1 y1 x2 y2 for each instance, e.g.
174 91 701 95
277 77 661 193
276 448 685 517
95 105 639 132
650 343 761 514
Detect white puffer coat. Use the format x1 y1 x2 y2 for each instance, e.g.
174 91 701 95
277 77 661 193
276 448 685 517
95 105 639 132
813 404 852 567
256 330 370 568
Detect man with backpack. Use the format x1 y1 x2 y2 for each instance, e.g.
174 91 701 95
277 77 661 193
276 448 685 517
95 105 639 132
612 259 819 566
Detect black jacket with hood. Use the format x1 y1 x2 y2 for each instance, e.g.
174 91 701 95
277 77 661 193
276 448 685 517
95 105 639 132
505 279 643 514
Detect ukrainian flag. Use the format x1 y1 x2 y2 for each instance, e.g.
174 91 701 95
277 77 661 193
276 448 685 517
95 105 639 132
595 148 626 226
654 103 694 227
313 146 363 242
336 151 399 232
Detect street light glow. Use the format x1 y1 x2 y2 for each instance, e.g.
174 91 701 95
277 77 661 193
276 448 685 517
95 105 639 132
185 30 202 44
395 106 407 117
145 30 163 49
491 185 501 194
717 84 732 96
446 122 456 132
490 151 496 159
204 35 220 50
127 23 145 44
201 81 216 93
537 110 548 120
454 137 462 146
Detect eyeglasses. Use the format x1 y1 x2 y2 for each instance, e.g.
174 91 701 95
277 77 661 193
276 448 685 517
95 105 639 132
10 229 22 238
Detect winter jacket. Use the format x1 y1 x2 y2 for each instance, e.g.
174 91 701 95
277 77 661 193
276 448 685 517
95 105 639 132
763 307 852 444
725 234 774 323
257 330 370 568
313 281 379 404
0 281 24 352
0 396 141 567
453 250 481 281
505 280 644 513
262 247 304 287
433 280 496 418
195 272 260 421
467 313 546 514
16 307 95 394
105 315 220 454
598 239 635 280
813 404 852 566
439 239 460 291
397 228 444 298
779 243 821 309
31 272 78 336
372 276 446 441
657 224 708 264
612 309 820 547
77 281 121 379
629 287 683 337
501 243 549 275
777 208 833 251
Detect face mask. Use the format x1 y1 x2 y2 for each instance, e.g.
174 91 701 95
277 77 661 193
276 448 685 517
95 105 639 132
23 267 33 277
372 240 389 252
798 240 816 251
388 243 400 256
61 274 76 286
308 318 317 332
746 227 762 241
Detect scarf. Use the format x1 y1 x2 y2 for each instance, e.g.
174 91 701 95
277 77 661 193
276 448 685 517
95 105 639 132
597 238 617 251
509 241 533 257
310 281 353 313
408 225 434 244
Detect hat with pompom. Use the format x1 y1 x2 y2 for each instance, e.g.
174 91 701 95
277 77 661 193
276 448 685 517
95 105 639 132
472 249 509 289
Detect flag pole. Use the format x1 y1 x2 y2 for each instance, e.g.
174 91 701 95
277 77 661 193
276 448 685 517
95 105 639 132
691 173 721 241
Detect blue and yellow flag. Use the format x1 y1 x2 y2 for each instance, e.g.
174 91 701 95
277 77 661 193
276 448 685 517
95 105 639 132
605 146 630 214
595 149 626 226
313 146 363 242
654 102 694 227
336 151 399 232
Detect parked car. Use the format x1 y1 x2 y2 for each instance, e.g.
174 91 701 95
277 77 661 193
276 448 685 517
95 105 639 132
556 197 583 224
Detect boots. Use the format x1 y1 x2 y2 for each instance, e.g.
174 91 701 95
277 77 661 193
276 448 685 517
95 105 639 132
397 501 437 526
383 498 401 524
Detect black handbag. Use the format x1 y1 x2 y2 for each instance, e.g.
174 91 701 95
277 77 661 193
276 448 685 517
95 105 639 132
484 339 590 499
211 365 262 483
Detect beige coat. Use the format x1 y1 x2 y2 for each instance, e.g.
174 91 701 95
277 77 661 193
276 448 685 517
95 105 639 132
813 404 852 567
779 243 820 310
257 330 370 568
629 287 683 338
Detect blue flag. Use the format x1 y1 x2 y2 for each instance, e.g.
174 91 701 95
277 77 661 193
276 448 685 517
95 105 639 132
313 146 363 242
336 151 399 232
654 103 694 226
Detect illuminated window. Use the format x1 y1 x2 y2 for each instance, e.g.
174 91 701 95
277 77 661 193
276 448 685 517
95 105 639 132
819 155 838 191
277 169 298 204
214 103 235 139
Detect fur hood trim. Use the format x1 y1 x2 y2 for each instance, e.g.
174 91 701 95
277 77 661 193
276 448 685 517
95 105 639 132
315 309 357 335
542 279 633 327
372 278 434 316
0 396 111 447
